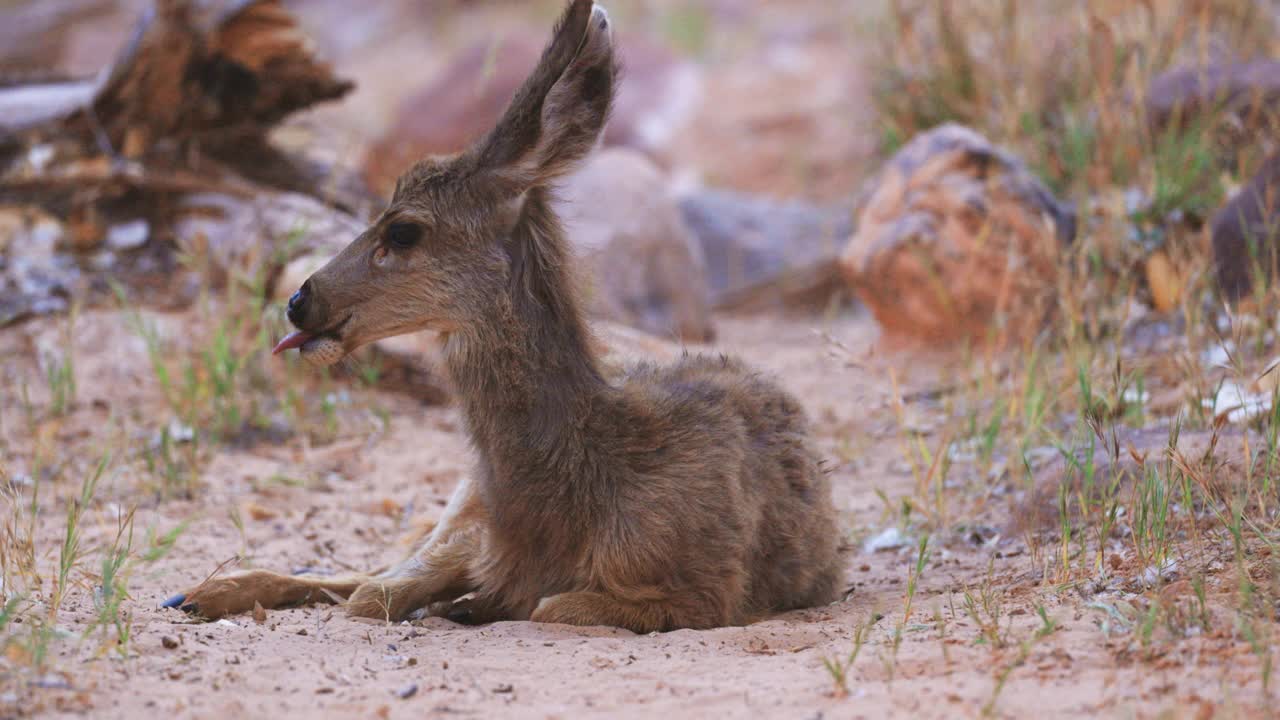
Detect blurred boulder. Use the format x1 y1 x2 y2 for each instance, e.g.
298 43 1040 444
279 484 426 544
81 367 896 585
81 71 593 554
678 189 852 311
1211 152 1280 299
839 124 1075 344
1147 60 1280 134
0 207 75 327
1007 426 1254 537
362 31 702 194
175 191 365 291
559 148 713 342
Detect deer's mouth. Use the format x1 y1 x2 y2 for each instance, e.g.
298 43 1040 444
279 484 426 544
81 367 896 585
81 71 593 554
271 314 352 360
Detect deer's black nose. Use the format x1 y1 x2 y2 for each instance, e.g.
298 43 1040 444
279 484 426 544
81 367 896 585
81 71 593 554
287 283 310 325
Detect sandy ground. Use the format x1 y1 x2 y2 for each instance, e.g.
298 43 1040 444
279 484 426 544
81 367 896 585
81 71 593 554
1 310 1271 720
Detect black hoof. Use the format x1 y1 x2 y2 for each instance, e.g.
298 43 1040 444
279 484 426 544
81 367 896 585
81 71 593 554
160 593 186 610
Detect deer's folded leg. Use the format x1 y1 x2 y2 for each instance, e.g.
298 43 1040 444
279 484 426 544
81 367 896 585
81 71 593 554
162 570 367 620
345 526 481 621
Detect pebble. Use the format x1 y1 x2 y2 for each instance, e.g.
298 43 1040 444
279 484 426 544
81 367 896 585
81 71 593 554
862 527 910 554
31 674 70 690
106 219 149 251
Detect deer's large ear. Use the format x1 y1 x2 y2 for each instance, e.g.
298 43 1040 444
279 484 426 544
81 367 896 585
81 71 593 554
470 0 616 194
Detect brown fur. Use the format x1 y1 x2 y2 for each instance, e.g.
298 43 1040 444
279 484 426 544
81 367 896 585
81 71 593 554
171 0 842 633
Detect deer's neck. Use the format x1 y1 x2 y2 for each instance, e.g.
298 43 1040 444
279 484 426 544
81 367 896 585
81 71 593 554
444 195 606 502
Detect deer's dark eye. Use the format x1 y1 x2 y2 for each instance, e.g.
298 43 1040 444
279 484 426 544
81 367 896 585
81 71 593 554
386 222 421 250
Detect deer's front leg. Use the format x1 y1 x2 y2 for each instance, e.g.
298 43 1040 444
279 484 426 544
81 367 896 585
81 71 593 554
346 475 486 621
163 570 368 620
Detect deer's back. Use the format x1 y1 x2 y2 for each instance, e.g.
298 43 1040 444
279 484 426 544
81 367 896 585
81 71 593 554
599 353 843 623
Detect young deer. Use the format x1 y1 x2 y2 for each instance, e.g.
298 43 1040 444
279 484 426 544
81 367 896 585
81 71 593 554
163 0 842 632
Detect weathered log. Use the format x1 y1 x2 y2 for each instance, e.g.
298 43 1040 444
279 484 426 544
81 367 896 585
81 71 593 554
0 0 352 150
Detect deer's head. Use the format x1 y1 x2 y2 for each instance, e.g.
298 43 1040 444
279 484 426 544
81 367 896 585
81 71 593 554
274 0 616 365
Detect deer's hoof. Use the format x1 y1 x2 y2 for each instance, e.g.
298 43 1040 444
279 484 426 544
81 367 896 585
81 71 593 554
160 593 202 616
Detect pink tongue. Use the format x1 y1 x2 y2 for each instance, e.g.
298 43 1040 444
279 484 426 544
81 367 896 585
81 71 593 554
272 330 314 356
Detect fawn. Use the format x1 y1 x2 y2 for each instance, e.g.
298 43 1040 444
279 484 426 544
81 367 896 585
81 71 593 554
163 0 842 632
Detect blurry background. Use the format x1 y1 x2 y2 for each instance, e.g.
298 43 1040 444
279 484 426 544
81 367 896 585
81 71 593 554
2 0 1278 345
1 0 878 198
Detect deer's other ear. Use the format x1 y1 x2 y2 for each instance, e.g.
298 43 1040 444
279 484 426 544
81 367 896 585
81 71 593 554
471 0 616 194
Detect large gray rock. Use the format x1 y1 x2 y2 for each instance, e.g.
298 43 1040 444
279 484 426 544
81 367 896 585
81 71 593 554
1147 60 1280 130
678 189 852 311
1212 152 1280 299
558 148 714 342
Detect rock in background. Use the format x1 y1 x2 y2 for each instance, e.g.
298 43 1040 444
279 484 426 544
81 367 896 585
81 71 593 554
839 124 1075 344
559 149 714 342
360 30 703 196
678 189 852 312
1146 60 1280 162
1212 153 1280 300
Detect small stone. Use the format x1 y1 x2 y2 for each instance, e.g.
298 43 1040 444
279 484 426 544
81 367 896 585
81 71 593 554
31 674 70 690
492 683 514 694
862 527 909 554
244 502 278 521
66 207 103 251
161 635 179 649
395 682 418 699
106 219 149 251
26 144 54 172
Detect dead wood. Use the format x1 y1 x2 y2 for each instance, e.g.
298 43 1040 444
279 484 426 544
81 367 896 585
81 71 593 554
0 0 360 208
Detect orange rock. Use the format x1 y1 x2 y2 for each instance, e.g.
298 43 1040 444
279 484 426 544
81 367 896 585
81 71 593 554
379 497 403 518
1145 250 1183 313
243 502 278 521
839 124 1075 345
